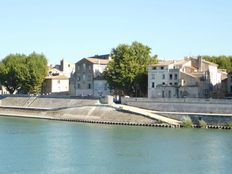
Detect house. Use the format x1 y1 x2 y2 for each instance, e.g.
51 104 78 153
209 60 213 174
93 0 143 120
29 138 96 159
42 67 69 95
70 54 111 97
148 57 226 98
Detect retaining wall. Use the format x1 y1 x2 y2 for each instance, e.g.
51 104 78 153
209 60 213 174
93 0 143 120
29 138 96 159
0 96 98 108
122 98 232 114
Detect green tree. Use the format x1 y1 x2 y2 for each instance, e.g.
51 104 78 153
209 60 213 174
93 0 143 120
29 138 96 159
0 52 48 94
21 52 48 94
0 54 28 94
202 55 232 72
104 41 157 97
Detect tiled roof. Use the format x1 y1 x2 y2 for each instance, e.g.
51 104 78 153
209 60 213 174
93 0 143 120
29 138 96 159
45 75 69 80
152 59 189 66
173 60 190 65
85 58 110 65
151 60 175 66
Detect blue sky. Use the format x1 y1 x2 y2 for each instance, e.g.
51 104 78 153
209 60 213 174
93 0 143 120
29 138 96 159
0 0 231 65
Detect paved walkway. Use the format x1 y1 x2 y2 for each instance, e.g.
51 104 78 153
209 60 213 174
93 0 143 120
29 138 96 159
111 103 181 126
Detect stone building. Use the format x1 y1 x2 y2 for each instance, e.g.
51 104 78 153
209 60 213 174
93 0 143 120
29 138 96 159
227 73 232 97
42 67 69 95
54 59 75 78
148 57 225 98
70 54 111 97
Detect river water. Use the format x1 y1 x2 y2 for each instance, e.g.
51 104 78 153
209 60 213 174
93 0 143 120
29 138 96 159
0 116 231 174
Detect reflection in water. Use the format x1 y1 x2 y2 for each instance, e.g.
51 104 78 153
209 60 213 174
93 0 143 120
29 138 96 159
0 116 231 174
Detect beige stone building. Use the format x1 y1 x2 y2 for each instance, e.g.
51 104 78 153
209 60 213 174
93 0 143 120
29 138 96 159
70 54 111 97
148 57 226 98
42 67 69 95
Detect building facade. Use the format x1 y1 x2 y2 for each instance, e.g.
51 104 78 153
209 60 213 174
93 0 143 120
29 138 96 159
148 57 225 98
228 73 232 96
60 59 75 78
42 67 69 95
70 54 111 97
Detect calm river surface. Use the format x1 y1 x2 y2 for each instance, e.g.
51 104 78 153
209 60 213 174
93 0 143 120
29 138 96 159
0 116 231 174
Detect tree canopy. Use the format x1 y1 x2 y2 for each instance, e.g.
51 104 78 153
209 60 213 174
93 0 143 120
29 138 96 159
0 52 48 94
202 55 232 72
104 41 157 97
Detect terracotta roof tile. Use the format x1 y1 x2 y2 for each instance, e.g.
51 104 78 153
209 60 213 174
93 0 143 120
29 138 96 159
85 58 110 65
45 75 69 80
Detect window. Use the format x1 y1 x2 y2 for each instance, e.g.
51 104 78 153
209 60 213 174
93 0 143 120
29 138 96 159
152 67 157 70
88 65 91 70
83 63 86 70
152 82 155 88
160 66 164 70
77 76 80 81
77 84 80 89
162 74 165 79
230 86 232 93
77 65 80 70
162 82 165 85
57 80 60 84
83 74 86 81
174 82 178 86
162 91 165 98
174 74 178 80
68 64 70 67
169 74 173 80
169 82 173 86
88 83 91 89
152 74 155 79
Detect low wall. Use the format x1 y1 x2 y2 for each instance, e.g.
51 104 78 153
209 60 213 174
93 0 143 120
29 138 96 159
122 98 232 114
160 113 232 125
0 96 98 108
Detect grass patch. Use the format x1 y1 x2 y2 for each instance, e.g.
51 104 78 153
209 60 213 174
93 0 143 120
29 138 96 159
182 118 193 128
198 119 207 128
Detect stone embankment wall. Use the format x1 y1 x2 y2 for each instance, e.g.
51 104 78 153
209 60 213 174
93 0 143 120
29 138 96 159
0 96 156 124
0 95 97 108
122 97 232 125
122 98 232 114
160 113 232 125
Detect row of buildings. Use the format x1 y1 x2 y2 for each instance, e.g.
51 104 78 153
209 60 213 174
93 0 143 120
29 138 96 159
41 55 111 97
4 54 230 99
148 57 231 99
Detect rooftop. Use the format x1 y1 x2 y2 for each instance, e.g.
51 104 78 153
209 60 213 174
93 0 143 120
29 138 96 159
89 54 111 60
45 75 69 80
151 59 190 67
85 58 110 65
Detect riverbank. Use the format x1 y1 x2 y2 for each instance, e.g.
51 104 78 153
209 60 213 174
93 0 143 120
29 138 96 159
0 104 159 126
0 96 231 129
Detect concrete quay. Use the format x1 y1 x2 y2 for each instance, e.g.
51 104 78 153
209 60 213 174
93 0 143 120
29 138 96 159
110 103 181 126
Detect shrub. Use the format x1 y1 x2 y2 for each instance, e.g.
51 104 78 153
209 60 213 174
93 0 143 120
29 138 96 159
226 121 232 128
198 119 207 128
182 118 193 128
